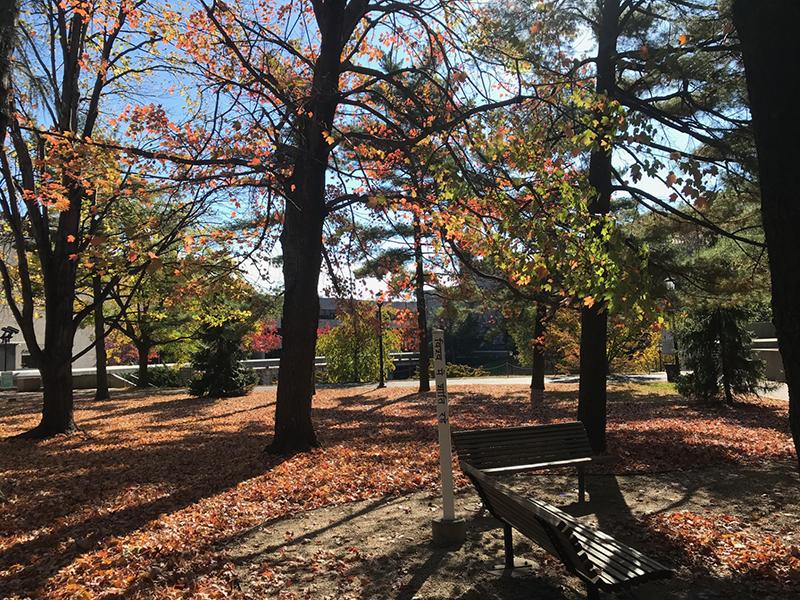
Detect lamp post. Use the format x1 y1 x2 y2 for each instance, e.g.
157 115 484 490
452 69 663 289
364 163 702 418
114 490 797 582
1 326 18 372
376 295 386 388
1 326 19 390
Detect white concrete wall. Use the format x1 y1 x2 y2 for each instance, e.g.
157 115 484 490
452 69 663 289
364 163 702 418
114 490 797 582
0 306 96 369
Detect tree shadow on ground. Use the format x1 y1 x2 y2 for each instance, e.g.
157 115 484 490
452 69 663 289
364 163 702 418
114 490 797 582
500 467 799 599
0 414 280 597
0 383 795 598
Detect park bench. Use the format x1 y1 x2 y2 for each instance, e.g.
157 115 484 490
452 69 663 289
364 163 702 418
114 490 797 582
452 422 593 503
461 463 672 599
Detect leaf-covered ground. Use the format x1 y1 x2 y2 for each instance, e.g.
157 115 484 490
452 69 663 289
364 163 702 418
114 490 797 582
0 383 796 598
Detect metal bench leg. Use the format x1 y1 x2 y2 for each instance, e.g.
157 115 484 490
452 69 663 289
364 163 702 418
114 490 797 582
503 523 514 569
586 583 600 600
578 465 586 504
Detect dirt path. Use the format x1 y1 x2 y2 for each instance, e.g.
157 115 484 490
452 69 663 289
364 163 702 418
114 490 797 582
227 462 799 600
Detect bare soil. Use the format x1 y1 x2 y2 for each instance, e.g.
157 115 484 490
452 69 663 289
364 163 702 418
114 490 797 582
228 460 799 599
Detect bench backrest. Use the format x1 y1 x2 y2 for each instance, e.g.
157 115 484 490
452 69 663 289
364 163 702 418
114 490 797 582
461 463 595 579
452 422 592 471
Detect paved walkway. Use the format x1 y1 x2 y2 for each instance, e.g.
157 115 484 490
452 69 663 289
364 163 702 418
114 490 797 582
259 373 790 400
1 372 785 400
764 382 789 401
252 372 671 392
385 372 670 388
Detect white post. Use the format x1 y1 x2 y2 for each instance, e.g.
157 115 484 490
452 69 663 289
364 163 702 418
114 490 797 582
432 328 455 521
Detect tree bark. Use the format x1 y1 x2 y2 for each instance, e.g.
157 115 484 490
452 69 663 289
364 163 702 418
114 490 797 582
18 280 76 438
717 309 734 405
269 205 324 452
578 0 619 453
531 303 545 404
32 355 75 436
413 217 430 392
0 0 16 141
733 0 800 467
93 276 110 401
351 299 360 382
267 3 357 453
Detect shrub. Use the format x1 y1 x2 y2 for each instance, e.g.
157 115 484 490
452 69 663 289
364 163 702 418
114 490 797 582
190 321 258 398
416 362 490 379
146 365 193 388
316 303 400 383
676 306 763 404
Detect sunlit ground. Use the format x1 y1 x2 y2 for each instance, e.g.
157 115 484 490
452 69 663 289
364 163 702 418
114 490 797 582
0 383 797 598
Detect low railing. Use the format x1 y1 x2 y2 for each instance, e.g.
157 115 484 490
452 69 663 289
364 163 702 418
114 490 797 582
5 352 423 391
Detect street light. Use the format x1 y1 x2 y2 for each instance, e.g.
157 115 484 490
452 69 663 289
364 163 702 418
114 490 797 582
1 326 19 372
376 294 386 389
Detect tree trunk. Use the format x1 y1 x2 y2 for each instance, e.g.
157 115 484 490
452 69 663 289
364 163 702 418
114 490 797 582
137 342 151 388
733 0 800 467
530 303 545 404
578 0 619 453
269 207 324 453
33 355 75 436
0 0 17 140
18 286 76 438
717 310 734 405
413 217 430 392
266 3 352 454
578 304 608 450
93 276 110 401
351 299 360 383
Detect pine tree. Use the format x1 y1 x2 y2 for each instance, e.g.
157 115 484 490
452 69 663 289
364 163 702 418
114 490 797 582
677 306 763 404
190 321 258 398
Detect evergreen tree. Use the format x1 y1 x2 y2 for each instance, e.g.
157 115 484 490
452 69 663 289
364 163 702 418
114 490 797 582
677 306 763 404
190 320 258 398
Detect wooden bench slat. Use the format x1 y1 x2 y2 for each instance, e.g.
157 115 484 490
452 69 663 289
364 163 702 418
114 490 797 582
454 426 589 438
461 462 672 597
568 520 667 565
453 422 588 436
479 457 593 474
460 450 591 462
460 451 591 463
574 540 649 579
575 538 652 579
456 436 592 449
453 430 590 445
568 526 670 573
454 429 590 443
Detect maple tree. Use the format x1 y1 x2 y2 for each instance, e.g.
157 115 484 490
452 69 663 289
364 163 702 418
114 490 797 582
316 301 400 384
164 0 532 453
427 90 658 450
0 0 213 436
246 320 282 354
100 234 246 386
